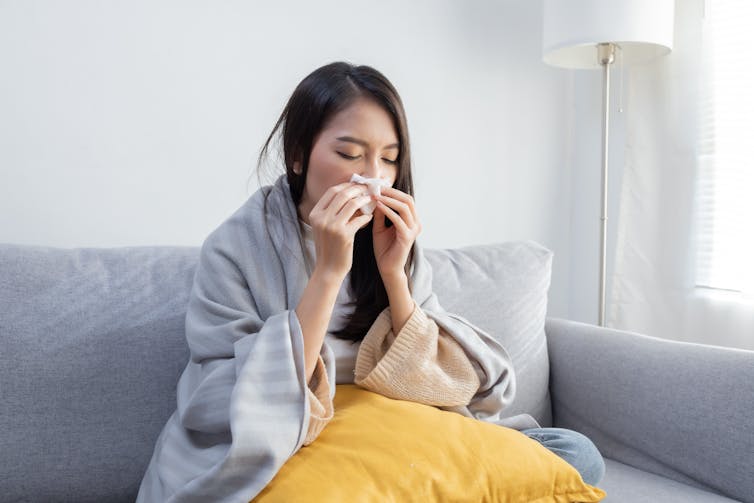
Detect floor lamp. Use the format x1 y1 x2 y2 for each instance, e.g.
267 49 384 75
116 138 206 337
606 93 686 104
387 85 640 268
541 0 675 327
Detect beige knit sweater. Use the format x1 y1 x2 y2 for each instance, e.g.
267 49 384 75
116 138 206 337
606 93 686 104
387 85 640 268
302 300 481 446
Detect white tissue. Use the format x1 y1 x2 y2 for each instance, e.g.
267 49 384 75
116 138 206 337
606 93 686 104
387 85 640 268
350 174 391 215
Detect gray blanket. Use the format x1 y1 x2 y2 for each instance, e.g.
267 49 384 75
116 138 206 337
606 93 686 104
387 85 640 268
136 174 540 503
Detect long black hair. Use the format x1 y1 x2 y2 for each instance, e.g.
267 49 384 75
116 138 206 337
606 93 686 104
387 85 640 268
252 61 415 343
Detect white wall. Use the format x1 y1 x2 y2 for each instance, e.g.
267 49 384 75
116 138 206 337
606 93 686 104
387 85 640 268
1 0 618 323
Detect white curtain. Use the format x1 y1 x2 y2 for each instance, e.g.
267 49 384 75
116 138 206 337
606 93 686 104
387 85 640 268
608 0 754 351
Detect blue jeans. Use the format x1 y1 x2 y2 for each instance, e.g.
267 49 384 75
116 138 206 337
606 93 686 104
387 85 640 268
521 427 606 486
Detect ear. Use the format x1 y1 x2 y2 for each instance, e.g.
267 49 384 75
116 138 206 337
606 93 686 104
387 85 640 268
293 160 302 175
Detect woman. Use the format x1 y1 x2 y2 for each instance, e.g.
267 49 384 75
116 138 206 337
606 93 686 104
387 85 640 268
136 61 605 503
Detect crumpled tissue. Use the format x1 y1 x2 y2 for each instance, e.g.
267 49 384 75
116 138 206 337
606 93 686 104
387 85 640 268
350 174 391 215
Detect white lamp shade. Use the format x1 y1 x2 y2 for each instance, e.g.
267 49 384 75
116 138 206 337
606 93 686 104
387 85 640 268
542 0 675 69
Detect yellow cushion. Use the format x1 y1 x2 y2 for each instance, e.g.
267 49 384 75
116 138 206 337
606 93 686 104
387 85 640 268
255 385 606 502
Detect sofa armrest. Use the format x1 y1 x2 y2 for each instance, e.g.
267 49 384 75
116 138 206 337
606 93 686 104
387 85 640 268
545 317 754 502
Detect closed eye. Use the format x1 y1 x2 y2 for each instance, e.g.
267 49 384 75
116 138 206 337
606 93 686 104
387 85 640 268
338 152 398 165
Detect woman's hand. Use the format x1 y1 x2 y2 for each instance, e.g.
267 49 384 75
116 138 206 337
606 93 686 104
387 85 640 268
308 182 374 281
372 186 422 284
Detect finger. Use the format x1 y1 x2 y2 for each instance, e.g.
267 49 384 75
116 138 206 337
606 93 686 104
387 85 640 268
329 185 371 213
375 200 410 235
311 183 350 215
379 187 417 221
315 183 365 214
345 212 374 232
375 194 414 228
372 203 386 233
379 186 409 199
334 194 373 224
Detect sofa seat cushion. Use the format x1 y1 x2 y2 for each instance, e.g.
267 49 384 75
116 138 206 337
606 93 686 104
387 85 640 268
600 458 740 502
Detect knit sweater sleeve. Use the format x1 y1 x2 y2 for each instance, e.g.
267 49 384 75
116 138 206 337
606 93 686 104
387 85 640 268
303 354 334 446
353 300 480 407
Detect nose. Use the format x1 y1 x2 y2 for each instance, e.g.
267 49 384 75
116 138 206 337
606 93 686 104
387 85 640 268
363 155 385 180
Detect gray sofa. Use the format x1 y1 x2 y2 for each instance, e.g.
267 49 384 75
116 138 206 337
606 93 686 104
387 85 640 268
1 241 751 503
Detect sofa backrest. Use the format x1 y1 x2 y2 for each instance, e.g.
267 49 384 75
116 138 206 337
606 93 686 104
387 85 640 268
0 240 553 502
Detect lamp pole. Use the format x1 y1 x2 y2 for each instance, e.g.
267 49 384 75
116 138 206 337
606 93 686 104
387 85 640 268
597 42 615 327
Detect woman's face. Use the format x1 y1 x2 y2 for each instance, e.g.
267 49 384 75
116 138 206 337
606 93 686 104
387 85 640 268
295 97 400 225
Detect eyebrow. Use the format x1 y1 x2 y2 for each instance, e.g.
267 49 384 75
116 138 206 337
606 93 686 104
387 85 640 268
336 136 399 150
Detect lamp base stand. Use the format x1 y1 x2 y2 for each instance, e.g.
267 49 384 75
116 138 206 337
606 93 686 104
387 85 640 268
597 43 616 327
